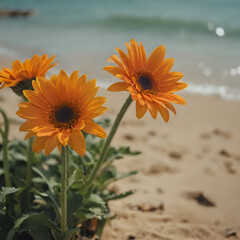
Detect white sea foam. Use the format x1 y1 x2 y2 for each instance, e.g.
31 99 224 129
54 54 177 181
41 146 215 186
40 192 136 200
96 79 240 101
185 83 240 101
0 46 16 57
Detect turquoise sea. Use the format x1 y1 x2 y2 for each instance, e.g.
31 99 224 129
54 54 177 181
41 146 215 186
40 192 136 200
0 0 240 100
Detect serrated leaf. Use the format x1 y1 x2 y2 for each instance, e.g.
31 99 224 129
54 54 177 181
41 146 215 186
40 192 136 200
0 187 19 197
70 180 84 189
32 167 58 194
103 190 135 201
68 168 85 190
88 194 105 205
115 170 138 180
36 191 60 223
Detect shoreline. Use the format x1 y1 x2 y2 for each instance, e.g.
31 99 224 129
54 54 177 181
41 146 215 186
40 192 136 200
1 54 240 103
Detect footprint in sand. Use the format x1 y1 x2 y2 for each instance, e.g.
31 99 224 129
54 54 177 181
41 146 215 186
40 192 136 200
200 129 231 140
213 128 231 138
129 203 164 212
148 130 156 136
169 151 182 160
156 187 164 194
123 133 135 141
183 191 216 207
144 163 178 175
224 160 236 174
219 149 231 158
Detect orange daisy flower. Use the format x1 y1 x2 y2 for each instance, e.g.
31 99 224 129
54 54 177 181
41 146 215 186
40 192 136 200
103 39 187 122
0 54 57 95
17 70 107 155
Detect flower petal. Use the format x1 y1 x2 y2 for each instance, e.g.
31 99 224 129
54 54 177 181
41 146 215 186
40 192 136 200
156 104 170 122
107 82 129 92
58 129 71 147
136 101 148 119
147 45 166 72
69 130 86 156
83 120 107 138
45 134 59 155
32 136 47 153
147 101 158 119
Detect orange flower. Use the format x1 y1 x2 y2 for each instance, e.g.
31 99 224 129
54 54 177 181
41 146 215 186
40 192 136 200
103 39 187 122
17 70 107 155
0 54 57 94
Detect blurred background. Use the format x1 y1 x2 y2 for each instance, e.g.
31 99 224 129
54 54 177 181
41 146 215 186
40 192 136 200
0 0 239 100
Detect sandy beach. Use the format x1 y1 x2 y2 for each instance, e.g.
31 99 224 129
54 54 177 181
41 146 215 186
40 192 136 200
1 56 240 240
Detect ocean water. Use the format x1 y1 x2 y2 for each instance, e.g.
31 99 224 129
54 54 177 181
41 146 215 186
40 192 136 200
0 0 240 100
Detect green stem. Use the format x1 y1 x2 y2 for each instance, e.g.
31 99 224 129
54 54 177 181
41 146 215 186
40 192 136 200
60 146 68 237
0 109 11 187
85 94 133 191
0 109 9 137
25 137 34 188
0 128 11 187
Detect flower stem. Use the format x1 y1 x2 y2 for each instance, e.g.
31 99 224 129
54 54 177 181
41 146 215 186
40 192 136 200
60 146 68 237
0 109 11 187
85 94 133 191
25 137 34 188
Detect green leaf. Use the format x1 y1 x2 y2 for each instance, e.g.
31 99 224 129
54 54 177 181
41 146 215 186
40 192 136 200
118 146 141 155
115 170 138 180
0 187 19 197
103 190 135 201
0 187 18 216
32 167 58 194
13 214 30 230
36 191 61 223
51 229 60 240
6 212 58 240
85 194 108 216
21 212 58 230
8 152 26 162
95 118 111 128
64 227 81 240
70 180 84 190
68 168 85 190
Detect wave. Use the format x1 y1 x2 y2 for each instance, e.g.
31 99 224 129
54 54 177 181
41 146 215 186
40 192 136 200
46 14 240 39
185 83 240 101
101 15 240 38
2 10 240 39
96 78 240 102
0 46 16 57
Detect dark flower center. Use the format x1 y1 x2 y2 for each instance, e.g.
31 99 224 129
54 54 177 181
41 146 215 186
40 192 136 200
138 76 152 90
55 106 74 123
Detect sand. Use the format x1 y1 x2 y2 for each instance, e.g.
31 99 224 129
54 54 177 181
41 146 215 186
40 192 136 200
1 57 240 240
101 91 240 240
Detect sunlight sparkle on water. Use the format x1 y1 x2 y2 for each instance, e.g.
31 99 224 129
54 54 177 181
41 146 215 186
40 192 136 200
215 27 225 37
